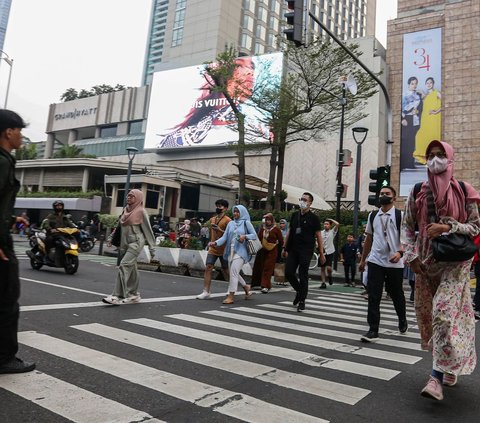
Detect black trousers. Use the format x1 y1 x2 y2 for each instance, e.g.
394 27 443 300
0 238 20 364
366 262 406 332
343 262 356 284
285 248 312 302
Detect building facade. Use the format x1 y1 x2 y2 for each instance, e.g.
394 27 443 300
388 0 480 195
143 0 377 84
0 0 11 51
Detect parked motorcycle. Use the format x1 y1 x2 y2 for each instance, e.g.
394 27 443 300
26 227 80 274
77 229 96 252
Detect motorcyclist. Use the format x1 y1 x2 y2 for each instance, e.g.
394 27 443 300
43 200 76 255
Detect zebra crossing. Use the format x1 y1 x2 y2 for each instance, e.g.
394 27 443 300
1 290 427 422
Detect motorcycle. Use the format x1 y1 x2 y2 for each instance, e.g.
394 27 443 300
77 229 96 252
26 227 80 274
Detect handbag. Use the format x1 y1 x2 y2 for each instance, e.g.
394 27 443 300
432 233 476 262
423 186 476 262
243 221 262 255
261 236 277 251
110 221 121 247
246 237 262 255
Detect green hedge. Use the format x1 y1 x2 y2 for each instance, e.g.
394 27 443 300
17 190 104 199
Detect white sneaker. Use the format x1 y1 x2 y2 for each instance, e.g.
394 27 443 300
102 295 121 305
122 294 141 304
196 291 211 300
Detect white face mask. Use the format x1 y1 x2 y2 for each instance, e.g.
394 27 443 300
427 156 449 174
299 200 308 209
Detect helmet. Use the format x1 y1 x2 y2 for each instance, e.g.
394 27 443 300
52 200 64 210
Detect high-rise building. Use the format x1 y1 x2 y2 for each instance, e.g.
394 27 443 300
0 0 12 51
143 0 376 84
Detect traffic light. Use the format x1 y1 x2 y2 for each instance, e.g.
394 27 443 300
367 165 391 206
283 0 304 47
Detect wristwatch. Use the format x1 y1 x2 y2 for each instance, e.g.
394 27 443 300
397 251 404 257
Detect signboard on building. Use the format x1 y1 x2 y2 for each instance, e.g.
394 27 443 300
144 52 283 150
399 28 442 196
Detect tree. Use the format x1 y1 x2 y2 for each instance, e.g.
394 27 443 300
203 47 253 205
59 84 129 102
53 144 95 158
15 140 37 160
249 39 378 209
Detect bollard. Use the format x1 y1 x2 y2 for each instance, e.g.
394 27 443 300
98 234 105 256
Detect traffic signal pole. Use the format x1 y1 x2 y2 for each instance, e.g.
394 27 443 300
305 10 393 166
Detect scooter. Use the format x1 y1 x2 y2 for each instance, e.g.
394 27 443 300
77 229 96 252
26 227 80 274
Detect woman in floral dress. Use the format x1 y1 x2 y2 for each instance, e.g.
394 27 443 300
402 140 480 401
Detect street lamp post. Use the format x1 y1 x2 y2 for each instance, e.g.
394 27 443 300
123 147 138 206
352 127 369 238
0 50 13 108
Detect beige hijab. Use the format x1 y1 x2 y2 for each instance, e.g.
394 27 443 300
120 189 145 226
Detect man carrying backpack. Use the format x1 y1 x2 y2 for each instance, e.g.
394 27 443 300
358 185 407 342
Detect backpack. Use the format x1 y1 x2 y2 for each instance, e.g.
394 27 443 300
369 208 402 238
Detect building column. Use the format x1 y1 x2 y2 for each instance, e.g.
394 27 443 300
38 169 45 192
81 168 89 192
67 129 77 146
44 133 55 158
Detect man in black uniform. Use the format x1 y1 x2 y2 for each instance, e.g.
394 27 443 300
0 109 35 374
283 192 326 312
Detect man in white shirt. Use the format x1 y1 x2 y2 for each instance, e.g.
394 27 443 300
319 218 339 289
358 186 407 342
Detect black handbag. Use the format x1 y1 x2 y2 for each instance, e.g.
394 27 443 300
110 222 121 247
432 233 476 262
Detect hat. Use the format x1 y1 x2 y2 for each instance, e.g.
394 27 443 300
279 219 286 224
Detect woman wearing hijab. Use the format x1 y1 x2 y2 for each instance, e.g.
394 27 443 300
209 204 258 304
402 140 480 401
103 189 156 305
251 213 283 293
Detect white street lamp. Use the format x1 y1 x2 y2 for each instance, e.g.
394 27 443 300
0 49 13 108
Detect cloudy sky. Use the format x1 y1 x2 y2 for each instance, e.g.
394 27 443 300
1 0 397 142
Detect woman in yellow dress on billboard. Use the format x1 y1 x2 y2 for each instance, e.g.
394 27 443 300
413 77 442 164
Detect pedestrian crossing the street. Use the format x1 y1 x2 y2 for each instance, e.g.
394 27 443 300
1 290 427 422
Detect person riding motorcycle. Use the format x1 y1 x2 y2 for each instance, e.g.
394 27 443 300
43 201 76 255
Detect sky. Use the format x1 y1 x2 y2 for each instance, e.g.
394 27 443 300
1 0 397 142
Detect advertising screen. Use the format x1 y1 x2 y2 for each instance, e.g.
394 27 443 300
144 52 283 150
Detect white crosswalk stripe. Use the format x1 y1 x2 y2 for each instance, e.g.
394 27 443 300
0 371 165 423
2 291 427 422
17 331 326 423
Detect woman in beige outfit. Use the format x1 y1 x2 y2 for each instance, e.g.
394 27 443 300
103 189 155 305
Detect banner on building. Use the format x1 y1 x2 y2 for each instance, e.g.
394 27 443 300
144 52 283 150
399 28 442 196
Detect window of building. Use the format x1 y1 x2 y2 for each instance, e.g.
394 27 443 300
243 0 255 13
257 6 267 22
145 184 161 209
128 120 143 135
243 14 254 32
171 0 186 47
116 184 142 207
268 15 278 30
269 0 280 14
100 125 117 138
240 33 253 49
179 185 199 210
254 43 265 55
256 25 266 40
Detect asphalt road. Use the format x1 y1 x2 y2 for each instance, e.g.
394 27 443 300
0 245 479 423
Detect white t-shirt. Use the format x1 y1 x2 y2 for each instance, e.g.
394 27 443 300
321 227 338 255
365 207 404 269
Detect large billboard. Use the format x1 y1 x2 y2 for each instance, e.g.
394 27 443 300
399 28 442 196
144 52 283 150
